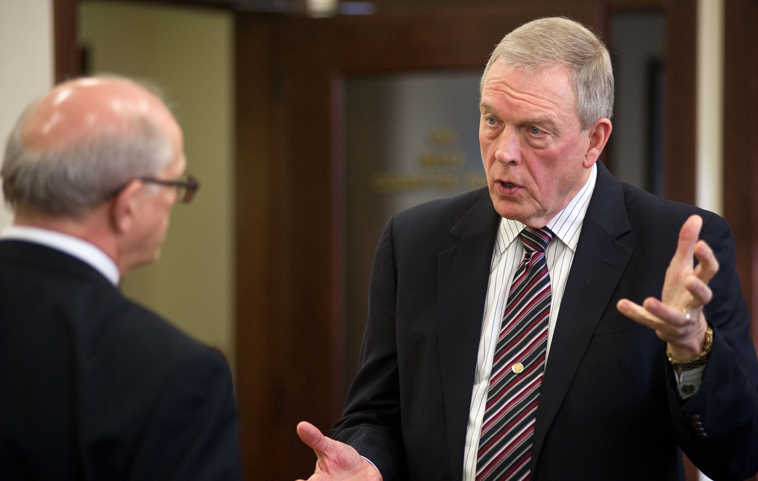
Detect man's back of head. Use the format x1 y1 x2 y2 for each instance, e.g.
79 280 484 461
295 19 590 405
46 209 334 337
2 75 190 272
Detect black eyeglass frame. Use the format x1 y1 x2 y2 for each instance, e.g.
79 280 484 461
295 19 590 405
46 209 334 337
139 173 200 204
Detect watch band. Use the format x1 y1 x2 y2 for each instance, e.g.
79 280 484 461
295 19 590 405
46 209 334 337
666 326 714 370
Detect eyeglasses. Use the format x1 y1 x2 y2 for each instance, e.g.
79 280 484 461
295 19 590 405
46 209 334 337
139 173 200 204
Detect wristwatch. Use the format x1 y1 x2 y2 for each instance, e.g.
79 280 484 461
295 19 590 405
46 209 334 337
666 326 714 370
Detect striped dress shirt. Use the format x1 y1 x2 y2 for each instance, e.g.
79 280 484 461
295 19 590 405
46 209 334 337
462 164 597 481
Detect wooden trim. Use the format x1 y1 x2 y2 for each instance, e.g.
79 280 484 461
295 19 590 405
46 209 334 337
723 0 758 355
329 74 348 414
605 0 664 7
721 3 757 480
53 0 80 82
662 0 696 204
233 14 280 477
754 26 758 358
79 0 240 11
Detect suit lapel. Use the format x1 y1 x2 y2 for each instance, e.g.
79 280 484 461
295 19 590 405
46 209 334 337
530 164 634 472
436 190 500 479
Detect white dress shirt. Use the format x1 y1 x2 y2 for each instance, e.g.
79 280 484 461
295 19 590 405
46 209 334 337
0 225 120 285
462 164 597 481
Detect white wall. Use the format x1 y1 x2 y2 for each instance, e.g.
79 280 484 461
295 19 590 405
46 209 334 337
0 0 54 229
696 1 723 479
696 0 724 216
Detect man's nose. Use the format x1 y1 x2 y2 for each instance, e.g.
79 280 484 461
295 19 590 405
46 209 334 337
493 126 520 164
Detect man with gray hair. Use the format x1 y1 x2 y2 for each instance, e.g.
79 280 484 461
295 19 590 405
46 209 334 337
0 76 242 480
296 17 758 481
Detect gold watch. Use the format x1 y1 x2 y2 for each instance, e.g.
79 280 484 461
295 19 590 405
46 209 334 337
666 326 713 369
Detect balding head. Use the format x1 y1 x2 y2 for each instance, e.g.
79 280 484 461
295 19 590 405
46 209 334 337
22 76 180 151
2 76 181 217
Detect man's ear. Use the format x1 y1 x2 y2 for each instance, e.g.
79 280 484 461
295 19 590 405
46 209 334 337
583 118 613 168
110 179 142 234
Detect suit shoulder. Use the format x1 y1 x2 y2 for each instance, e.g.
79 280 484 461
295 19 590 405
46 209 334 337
621 182 724 226
84 293 227 374
618 181 730 248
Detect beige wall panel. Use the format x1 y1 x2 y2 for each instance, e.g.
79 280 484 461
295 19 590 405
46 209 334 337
79 1 235 368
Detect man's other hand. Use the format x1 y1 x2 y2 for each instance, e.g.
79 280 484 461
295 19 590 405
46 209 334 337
617 214 719 360
296 421 383 481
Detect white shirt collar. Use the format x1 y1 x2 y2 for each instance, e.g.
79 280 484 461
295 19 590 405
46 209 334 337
494 162 598 257
0 225 120 285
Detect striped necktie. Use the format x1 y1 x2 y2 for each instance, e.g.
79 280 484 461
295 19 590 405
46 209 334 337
476 226 554 481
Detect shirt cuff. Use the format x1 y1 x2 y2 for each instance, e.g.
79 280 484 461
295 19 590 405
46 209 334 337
673 364 706 400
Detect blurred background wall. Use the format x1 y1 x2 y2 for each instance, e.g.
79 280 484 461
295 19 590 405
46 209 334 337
0 0 54 227
78 2 237 367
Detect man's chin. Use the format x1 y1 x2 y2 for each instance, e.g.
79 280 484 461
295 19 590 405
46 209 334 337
491 202 549 227
491 197 525 221
124 249 161 273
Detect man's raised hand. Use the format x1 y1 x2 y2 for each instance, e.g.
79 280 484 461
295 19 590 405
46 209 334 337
617 214 719 360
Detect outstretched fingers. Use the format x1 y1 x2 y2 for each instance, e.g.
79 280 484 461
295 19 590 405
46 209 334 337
669 215 702 272
685 273 713 307
617 298 665 333
693 239 719 285
617 215 717 353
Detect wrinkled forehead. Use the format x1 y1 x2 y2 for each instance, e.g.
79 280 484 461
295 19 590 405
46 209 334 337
21 77 179 150
482 60 575 99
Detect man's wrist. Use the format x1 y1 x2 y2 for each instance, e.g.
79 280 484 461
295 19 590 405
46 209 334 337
666 325 713 369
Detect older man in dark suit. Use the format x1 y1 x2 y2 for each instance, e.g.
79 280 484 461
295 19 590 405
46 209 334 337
0 76 242 480
296 17 758 481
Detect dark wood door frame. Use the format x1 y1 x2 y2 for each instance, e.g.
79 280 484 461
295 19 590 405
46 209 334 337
724 0 758 355
54 0 81 82
661 0 697 205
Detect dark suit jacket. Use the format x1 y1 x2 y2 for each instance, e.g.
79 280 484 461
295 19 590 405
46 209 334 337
0 240 242 480
333 164 758 481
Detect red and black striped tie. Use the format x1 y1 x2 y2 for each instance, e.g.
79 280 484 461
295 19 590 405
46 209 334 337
476 226 554 481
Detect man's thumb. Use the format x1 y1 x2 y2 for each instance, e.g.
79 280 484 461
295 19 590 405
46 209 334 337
297 421 330 455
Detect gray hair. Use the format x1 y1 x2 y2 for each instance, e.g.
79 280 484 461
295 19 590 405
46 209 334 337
481 17 614 129
1 78 173 218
